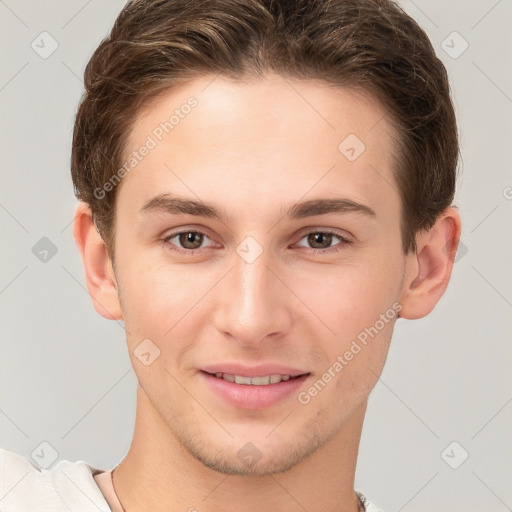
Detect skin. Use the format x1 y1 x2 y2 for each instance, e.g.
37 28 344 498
74 73 461 512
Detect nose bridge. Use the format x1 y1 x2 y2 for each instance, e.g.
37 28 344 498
214 242 291 344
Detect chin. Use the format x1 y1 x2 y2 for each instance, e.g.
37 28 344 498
174 415 334 477
187 444 310 476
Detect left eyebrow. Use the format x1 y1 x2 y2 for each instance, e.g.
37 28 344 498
138 194 376 222
284 198 376 219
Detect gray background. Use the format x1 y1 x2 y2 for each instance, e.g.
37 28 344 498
1 1 511 511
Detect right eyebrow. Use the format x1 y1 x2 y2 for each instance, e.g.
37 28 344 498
139 194 233 223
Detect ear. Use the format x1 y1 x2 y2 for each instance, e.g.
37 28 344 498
399 207 462 320
72 201 123 321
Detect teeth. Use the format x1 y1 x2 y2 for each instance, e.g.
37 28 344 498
212 372 298 385
249 376 270 385
234 375 252 385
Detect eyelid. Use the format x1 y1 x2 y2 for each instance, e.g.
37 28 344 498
162 227 218 250
163 223 216 238
294 226 353 243
292 228 353 253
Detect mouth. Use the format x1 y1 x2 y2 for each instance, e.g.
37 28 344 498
202 371 308 386
199 369 311 409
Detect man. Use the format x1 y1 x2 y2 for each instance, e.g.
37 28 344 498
0 0 461 510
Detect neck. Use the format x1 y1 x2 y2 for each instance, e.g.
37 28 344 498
112 385 366 512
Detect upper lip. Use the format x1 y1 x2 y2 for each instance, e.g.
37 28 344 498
201 363 310 378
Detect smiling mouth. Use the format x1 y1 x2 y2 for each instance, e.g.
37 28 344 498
202 371 309 386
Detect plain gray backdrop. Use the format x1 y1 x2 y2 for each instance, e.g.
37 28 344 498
1 1 511 511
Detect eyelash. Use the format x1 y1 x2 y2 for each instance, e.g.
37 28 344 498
162 229 352 255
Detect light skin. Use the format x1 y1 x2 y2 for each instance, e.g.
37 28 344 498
73 73 461 512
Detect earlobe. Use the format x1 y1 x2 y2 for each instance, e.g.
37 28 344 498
399 207 461 320
72 201 123 321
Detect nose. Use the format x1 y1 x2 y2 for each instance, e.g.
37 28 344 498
212 246 293 347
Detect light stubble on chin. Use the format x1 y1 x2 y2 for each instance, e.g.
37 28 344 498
163 401 349 476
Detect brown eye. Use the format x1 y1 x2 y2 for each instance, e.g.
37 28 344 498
295 230 352 253
163 230 215 254
307 232 334 249
178 231 204 249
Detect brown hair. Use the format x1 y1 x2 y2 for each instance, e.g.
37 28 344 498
71 0 459 261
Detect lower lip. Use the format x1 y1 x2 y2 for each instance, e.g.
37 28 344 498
199 371 310 410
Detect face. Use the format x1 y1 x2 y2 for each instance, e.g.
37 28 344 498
110 73 408 475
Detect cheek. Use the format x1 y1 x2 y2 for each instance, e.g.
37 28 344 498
298 258 402 337
292 250 403 388
117 265 202 393
118 261 219 349
116 262 181 340
307 290 396 413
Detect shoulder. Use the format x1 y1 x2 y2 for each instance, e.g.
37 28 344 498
0 447 110 512
356 490 386 512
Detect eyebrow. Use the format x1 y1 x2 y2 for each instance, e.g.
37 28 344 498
139 193 376 222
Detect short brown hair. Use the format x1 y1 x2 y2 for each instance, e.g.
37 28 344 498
71 0 459 261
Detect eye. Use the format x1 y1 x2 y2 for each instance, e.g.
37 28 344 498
295 230 352 253
162 230 216 254
162 228 352 256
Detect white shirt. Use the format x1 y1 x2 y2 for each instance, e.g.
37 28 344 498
0 447 383 511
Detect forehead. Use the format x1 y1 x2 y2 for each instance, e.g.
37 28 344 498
118 73 400 225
